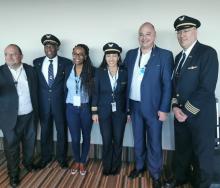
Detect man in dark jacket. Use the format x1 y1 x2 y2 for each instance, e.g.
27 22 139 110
168 15 219 188
0 44 38 187
33 34 71 169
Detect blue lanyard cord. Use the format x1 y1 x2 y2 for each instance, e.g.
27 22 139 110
74 65 82 95
75 77 80 95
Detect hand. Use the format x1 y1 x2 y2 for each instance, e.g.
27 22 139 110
173 107 188 122
92 114 99 123
158 111 167 122
127 115 131 123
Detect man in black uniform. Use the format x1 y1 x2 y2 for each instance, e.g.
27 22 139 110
167 15 219 188
33 34 71 169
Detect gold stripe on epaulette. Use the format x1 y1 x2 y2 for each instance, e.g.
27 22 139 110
185 101 200 115
91 106 98 111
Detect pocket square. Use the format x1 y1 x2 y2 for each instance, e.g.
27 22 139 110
188 66 198 70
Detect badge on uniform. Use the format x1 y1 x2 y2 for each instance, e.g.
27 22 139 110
73 95 81 107
139 67 145 75
111 102 117 112
137 67 145 81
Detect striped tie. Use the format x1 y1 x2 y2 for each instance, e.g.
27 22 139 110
48 59 54 87
176 53 186 75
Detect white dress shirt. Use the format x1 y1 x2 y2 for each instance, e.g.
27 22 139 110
41 56 58 84
108 68 119 91
177 40 197 69
129 48 151 101
8 64 33 115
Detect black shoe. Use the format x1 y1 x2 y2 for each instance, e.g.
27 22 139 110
128 168 145 179
152 178 161 188
24 164 34 172
111 167 120 175
103 169 111 176
164 179 187 188
10 176 19 188
58 161 68 169
33 159 52 170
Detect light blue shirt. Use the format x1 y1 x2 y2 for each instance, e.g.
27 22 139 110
66 67 89 104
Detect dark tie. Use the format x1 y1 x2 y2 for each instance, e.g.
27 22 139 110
176 52 186 75
48 59 54 87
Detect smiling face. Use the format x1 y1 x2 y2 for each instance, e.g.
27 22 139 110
4 44 23 69
44 43 58 59
72 46 87 66
138 22 156 51
105 53 119 68
177 27 198 50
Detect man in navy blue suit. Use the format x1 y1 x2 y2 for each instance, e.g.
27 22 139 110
124 22 173 188
166 15 219 188
33 34 71 169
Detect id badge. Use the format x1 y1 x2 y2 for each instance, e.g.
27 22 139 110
111 102 117 112
139 67 145 75
73 96 81 106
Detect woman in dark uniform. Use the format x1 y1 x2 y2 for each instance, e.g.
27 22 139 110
92 42 128 176
65 44 95 176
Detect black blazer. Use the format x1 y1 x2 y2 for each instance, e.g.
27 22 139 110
0 63 38 131
33 56 72 117
172 41 219 118
92 66 128 119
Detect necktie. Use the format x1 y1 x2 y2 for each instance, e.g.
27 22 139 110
176 52 186 75
48 59 54 87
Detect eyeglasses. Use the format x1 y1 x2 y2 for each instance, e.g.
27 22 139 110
72 53 84 58
177 28 195 35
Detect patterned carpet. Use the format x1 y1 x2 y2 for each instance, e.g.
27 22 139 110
0 151 194 188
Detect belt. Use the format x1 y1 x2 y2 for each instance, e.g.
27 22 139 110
67 103 89 108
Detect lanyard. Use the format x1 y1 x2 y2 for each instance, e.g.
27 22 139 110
12 67 23 87
138 51 142 67
74 66 81 95
108 68 118 102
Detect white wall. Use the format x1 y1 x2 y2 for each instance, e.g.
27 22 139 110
0 0 219 149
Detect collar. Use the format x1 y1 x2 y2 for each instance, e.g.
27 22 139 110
183 40 197 57
8 63 23 72
45 56 58 62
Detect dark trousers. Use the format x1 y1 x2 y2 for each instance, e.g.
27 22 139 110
40 108 67 162
99 111 126 171
2 112 36 178
173 110 216 188
66 103 92 164
130 100 162 180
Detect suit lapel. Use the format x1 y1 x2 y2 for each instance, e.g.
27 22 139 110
115 67 122 92
143 46 158 76
2 64 16 87
129 49 138 79
53 56 62 84
103 68 113 92
36 57 49 87
179 42 200 77
23 64 32 92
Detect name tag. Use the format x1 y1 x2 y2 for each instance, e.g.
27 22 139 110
111 102 117 112
73 95 81 106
